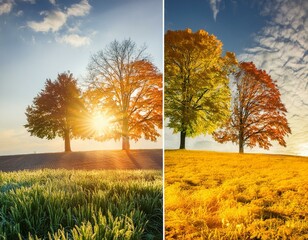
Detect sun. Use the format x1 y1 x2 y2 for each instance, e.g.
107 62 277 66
90 112 111 136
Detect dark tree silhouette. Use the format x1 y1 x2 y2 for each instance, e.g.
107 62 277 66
213 62 291 153
25 72 87 152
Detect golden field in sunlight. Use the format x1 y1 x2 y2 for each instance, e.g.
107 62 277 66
165 150 308 240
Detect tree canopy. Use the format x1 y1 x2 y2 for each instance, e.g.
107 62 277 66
213 62 291 153
86 39 162 150
164 29 237 149
25 72 87 152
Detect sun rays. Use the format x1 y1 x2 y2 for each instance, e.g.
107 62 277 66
89 111 112 137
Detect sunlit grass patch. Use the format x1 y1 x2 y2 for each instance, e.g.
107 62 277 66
165 150 308 240
0 169 162 239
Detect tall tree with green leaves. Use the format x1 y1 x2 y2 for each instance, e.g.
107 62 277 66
165 29 237 149
25 72 87 152
213 62 291 153
86 39 162 150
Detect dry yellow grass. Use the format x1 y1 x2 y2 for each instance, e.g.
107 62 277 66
165 150 308 240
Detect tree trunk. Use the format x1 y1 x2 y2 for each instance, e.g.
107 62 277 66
239 142 244 153
64 129 71 152
122 136 130 150
122 117 130 150
179 130 186 149
239 130 244 153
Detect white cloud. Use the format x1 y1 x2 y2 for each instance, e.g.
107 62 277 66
15 10 23 16
67 0 91 17
24 0 93 50
165 0 307 156
208 0 222 21
26 0 92 48
27 10 67 32
56 33 90 47
68 25 80 33
239 0 308 156
22 0 35 3
0 1 13 15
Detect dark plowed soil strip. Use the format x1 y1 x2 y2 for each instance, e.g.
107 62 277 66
0 149 162 172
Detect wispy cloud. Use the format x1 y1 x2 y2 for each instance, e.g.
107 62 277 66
15 10 23 17
25 0 92 47
26 0 91 32
1 0 91 46
22 0 35 4
208 0 222 21
240 0 308 155
56 33 90 47
27 10 67 32
0 0 13 15
67 0 91 17
68 24 80 33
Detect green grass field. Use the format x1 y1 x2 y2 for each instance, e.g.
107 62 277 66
0 169 162 240
165 150 308 240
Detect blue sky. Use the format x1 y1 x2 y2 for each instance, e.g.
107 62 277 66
1 0 307 156
165 0 308 156
165 0 270 55
0 0 162 155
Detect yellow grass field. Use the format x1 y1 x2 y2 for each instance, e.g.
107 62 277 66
165 150 308 240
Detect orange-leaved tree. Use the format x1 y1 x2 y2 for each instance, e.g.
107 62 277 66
213 62 291 153
165 29 237 149
86 39 162 150
25 72 88 152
